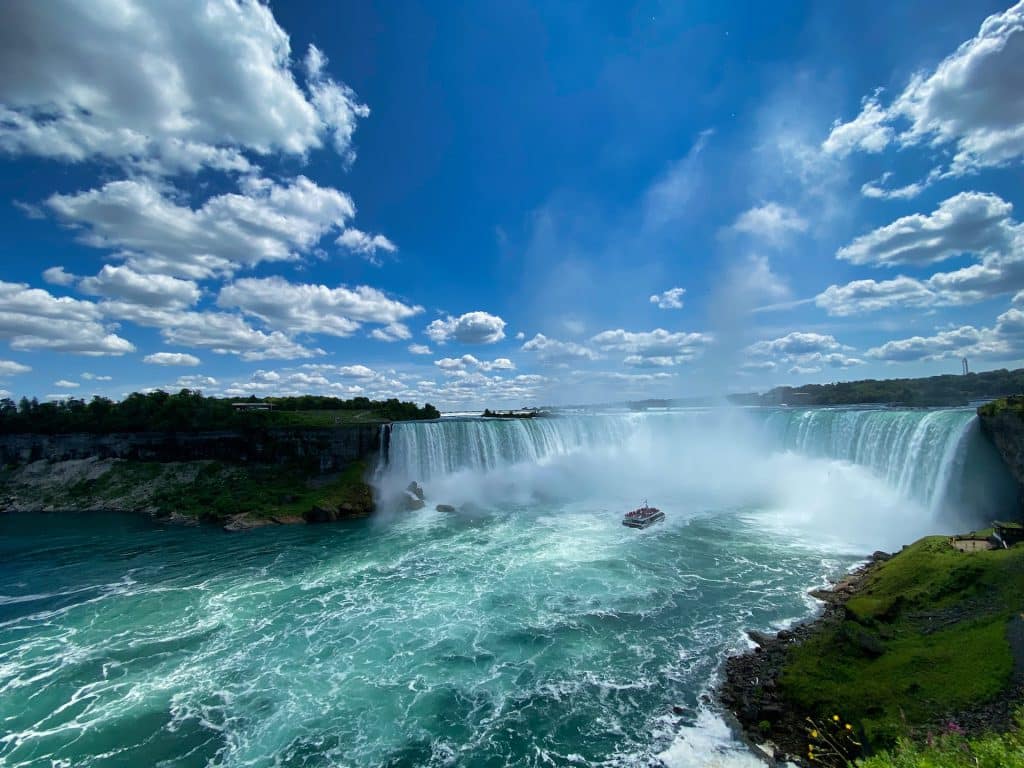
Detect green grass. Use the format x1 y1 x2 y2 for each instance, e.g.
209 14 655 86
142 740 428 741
857 711 1024 767
978 395 1024 418
780 536 1024 749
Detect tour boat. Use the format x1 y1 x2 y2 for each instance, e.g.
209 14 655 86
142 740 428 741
622 501 665 529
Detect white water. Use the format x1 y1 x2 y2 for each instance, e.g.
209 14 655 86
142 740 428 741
380 407 1014 548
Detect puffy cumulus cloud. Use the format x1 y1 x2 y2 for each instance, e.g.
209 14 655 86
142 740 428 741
42 266 76 286
369 324 412 342
746 332 863 374
731 202 808 243
816 276 940 316
47 176 355 280
747 331 847 357
79 265 200 309
434 355 515 373
818 193 1024 315
649 287 686 310
822 95 895 157
426 311 507 345
143 352 200 367
408 343 432 355
521 333 600 364
0 360 31 376
0 281 134 355
54 379 79 388
337 228 397 264
157 312 323 361
590 328 712 364
218 277 422 338
867 308 1024 363
81 372 112 381
837 192 1017 267
824 3 1024 178
175 375 218 389
0 0 367 175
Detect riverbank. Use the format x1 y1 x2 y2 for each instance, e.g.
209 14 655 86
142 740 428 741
0 457 375 530
719 535 1024 765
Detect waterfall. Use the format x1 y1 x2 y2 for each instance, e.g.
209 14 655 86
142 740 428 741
379 407 1016 523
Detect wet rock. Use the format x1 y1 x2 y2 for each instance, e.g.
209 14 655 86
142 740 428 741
747 630 774 647
400 492 426 511
270 515 305 526
671 704 688 715
436 504 456 513
305 505 337 523
872 550 892 562
407 481 425 500
223 513 274 532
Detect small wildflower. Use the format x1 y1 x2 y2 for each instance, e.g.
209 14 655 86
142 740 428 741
832 714 840 722
810 729 818 738
845 723 852 731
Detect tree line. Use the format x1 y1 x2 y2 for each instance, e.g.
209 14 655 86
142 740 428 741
0 390 440 434
728 367 1024 407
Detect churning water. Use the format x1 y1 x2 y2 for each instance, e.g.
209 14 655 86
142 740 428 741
0 407 1015 767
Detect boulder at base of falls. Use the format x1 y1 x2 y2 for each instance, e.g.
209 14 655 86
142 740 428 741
436 504 456 513
407 481 425 500
400 492 426 511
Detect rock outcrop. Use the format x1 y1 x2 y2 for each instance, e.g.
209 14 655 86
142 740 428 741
978 397 1024 493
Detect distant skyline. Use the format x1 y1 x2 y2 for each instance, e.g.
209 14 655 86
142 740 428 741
1 0 1024 409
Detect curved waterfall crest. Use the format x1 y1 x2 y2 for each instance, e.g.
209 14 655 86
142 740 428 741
379 407 1013 519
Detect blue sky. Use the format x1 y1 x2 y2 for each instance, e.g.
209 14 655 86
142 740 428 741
1 0 1024 409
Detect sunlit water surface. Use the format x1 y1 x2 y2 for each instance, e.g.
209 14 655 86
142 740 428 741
1 407 1013 766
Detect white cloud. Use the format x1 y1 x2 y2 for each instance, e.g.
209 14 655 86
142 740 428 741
0 0 367 174
0 280 134 355
649 287 686 310
176 375 218 389
824 2 1024 177
79 265 200 309
747 332 846 357
434 355 515 373
337 228 397 263
0 360 31 376
521 333 599 363
218 277 422 338
836 192 1016 267
143 352 201 367
859 172 926 201
47 176 355 280
369 323 412 342
746 332 863 372
731 202 808 243
158 312 323 361
42 266 76 286
81 372 112 381
866 304 1024 363
54 379 79 388
818 192 1024 315
426 311 507 345
590 328 712 364
408 343 432 355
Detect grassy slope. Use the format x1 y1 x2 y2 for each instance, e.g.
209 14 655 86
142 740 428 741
858 716 1024 767
15 459 373 521
781 536 1024 748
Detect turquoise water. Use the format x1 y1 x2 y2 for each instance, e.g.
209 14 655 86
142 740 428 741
1 507 849 767
0 408 1014 766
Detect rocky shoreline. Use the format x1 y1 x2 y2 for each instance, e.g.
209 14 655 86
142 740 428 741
717 552 892 764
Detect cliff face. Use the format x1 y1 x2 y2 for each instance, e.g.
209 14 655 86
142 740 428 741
978 399 1024 491
0 425 383 472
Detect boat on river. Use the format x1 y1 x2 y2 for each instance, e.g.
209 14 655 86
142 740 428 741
622 501 664 529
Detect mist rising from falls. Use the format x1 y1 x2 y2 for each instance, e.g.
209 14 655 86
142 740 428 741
378 407 1017 551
